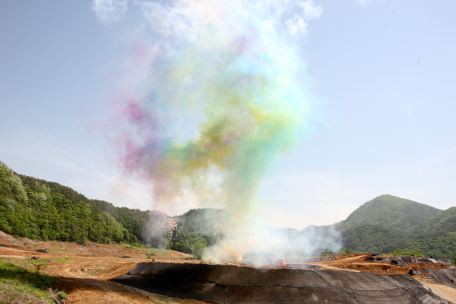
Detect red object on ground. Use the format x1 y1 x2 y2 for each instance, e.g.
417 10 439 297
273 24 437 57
273 260 286 267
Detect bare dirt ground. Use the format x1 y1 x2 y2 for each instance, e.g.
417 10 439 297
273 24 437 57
312 254 456 304
313 254 449 275
47 260 204 304
416 278 456 304
0 231 204 304
2 230 455 304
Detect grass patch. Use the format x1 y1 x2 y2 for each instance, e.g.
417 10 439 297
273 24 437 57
0 259 58 303
390 249 425 257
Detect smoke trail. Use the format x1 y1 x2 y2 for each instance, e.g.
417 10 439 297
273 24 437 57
99 0 327 260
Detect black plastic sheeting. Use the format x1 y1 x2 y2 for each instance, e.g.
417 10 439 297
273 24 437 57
423 267 456 288
285 264 322 270
111 262 448 303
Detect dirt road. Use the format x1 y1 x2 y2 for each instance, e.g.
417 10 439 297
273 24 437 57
44 260 204 304
0 232 205 304
416 278 456 304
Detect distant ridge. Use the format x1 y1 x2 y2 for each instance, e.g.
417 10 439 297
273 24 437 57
3 159 456 259
337 194 442 235
301 194 456 258
408 206 456 238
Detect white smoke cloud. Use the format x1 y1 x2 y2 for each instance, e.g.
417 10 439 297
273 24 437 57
93 0 335 263
286 14 308 36
92 0 128 24
299 0 323 19
286 0 322 36
92 0 324 38
204 221 341 265
137 0 225 41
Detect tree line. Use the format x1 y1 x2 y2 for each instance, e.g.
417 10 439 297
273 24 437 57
0 161 139 244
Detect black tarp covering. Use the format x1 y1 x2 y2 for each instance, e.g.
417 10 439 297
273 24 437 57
112 262 447 304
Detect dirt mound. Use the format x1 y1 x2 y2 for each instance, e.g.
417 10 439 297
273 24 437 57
410 269 425 276
0 231 19 246
365 256 392 263
367 255 440 265
424 267 456 288
112 262 447 303
317 262 448 275
391 259 410 266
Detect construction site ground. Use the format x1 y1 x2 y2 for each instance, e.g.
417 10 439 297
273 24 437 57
0 231 203 304
313 254 456 303
1 230 456 303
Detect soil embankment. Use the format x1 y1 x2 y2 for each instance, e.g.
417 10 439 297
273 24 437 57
112 262 448 303
0 231 203 304
1 230 455 304
313 254 450 275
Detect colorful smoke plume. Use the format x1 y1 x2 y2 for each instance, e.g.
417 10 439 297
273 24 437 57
102 0 325 260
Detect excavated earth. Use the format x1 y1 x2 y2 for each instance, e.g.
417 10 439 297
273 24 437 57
112 262 448 304
2 230 456 303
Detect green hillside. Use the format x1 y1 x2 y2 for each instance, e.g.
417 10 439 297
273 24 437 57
338 194 442 235
0 161 140 244
3 159 456 259
18 174 150 243
333 195 456 258
341 224 408 253
382 232 456 259
408 207 456 238
301 195 456 259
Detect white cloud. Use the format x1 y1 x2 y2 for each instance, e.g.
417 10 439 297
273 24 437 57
92 0 128 24
299 0 323 20
286 14 308 36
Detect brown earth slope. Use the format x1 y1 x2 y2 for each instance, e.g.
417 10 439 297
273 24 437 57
0 231 204 304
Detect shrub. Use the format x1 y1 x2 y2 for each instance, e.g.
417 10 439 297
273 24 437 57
58 291 68 299
391 249 424 257
192 241 207 260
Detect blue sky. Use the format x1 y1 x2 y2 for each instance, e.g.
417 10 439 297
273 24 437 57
1 0 455 229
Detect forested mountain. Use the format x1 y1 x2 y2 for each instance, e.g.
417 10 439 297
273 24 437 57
381 232 456 259
332 195 456 258
407 207 456 238
2 159 456 259
337 194 442 235
0 161 235 258
18 173 151 243
341 224 408 253
0 161 140 244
